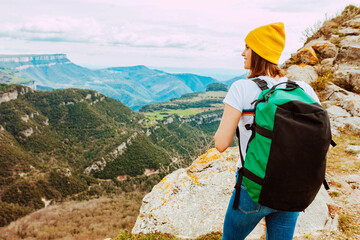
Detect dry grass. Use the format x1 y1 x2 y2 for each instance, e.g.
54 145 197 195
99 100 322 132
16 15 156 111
310 66 335 97
112 231 223 240
327 127 360 174
0 192 145 240
318 128 360 239
112 231 182 240
304 5 360 44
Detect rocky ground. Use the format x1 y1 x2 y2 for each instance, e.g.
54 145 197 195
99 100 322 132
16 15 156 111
132 8 360 240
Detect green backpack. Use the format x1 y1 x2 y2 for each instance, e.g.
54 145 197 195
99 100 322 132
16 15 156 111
233 78 334 212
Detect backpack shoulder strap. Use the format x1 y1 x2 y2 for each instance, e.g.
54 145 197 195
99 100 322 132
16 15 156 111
252 78 269 90
286 79 299 88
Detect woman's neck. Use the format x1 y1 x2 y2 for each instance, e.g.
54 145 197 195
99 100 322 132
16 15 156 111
264 74 280 80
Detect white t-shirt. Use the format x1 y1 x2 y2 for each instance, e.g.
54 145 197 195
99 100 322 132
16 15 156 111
223 76 320 168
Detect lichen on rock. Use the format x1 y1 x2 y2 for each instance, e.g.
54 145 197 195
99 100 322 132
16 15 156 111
132 147 338 239
297 47 319 65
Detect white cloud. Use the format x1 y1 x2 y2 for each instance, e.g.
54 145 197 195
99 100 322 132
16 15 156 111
0 0 358 69
1 16 103 43
0 16 211 50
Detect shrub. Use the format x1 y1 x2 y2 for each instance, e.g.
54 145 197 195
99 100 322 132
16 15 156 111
303 5 360 44
339 213 360 237
0 201 32 227
49 169 88 197
341 4 360 18
206 83 228 92
310 66 334 93
112 231 223 240
113 231 181 240
2 181 44 209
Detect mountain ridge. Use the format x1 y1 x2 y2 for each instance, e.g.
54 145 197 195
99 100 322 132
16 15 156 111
0 56 221 110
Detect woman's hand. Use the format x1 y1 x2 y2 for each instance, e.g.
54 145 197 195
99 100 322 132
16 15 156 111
214 104 241 153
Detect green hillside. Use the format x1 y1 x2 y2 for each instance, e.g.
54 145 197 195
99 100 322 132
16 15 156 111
0 84 211 226
140 87 229 136
0 69 33 86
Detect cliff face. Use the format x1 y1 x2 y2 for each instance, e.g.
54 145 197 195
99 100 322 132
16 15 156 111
0 54 67 63
0 84 32 104
281 7 360 136
0 54 70 70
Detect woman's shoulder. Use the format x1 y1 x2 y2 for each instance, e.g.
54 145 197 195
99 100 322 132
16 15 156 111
291 79 320 103
293 80 314 92
276 76 313 90
293 79 310 87
230 78 258 89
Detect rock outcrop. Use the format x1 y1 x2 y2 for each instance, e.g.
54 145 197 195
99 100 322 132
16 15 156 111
323 83 360 135
0 85 32 104
306 40 338 59
0 54 70 70
296 47 319 65
283 12 360 135
132 148 338 239
84 132 139 175
286 64 317 84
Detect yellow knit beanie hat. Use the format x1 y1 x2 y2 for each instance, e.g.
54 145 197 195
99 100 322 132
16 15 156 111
245 22 285 65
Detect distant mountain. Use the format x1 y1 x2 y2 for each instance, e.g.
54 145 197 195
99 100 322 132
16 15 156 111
94 66 218 110
149 66 247 82
224 73 249 86
0 55 219 110
0 84 211 226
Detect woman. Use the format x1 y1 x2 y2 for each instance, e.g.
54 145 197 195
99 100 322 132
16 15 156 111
214 22 320 239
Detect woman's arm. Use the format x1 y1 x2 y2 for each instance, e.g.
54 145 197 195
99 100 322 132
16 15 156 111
214 104 242 153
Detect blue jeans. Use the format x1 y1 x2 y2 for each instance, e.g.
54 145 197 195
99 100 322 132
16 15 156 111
222 178 299 239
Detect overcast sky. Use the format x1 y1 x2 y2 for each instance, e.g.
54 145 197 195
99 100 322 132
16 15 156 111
0 0 358 70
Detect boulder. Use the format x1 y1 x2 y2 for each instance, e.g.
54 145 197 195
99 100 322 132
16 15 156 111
336 36 360 63
337 45 360 62
338 27 360 36
344 15 360 28
334 64 360 93
325 83 360 117
342 117 360 134
132 148 237 238
339 35 360 48
297 47 319 65
326 105 351 119
306 40 338 58
344 174 360 190
345 145 360 153
132 147 338 239
321 58 335 68
0 90 18 104
324 83 360 134
286 65 317 84
347 189 360 205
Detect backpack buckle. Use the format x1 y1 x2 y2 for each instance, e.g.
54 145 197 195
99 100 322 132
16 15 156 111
245 124 253 131
253 78 269 90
